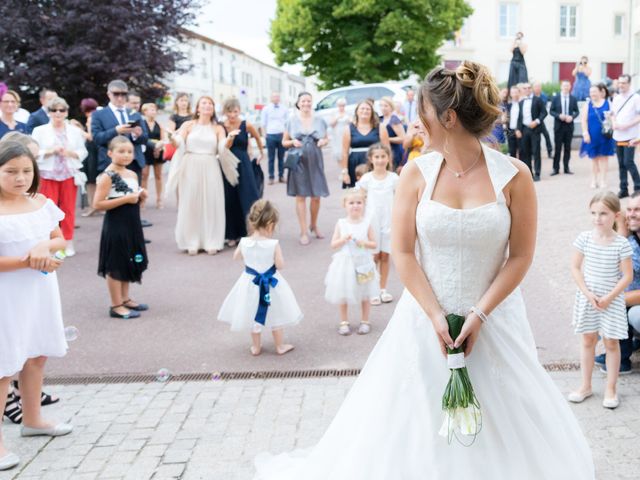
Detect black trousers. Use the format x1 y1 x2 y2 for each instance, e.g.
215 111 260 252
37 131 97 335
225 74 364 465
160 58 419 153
507 129 520 158
553 124 573 172
520 127 541 176
540 122 553 156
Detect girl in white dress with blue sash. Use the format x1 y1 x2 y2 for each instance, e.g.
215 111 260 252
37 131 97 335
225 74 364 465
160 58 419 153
254 62 594 479
218 200 302 356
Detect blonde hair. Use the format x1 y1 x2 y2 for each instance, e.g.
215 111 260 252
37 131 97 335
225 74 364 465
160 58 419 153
108 135 133 151
590 191 621 230
141 103 157 114
379 96 395 111
247 199 279 231
342 187 367 207
2 89 21 105
418 60 501 138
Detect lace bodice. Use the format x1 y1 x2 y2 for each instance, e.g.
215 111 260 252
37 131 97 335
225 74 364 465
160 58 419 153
414 147 518 315
185 124 220 154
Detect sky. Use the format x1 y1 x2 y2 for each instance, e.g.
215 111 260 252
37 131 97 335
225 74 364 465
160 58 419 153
193 0 299 73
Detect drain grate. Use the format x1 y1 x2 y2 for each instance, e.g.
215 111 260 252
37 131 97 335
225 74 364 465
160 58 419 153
43 364 578 386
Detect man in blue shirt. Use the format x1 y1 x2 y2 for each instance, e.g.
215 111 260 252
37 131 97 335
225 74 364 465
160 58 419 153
597 193 640 373
261 92 288 184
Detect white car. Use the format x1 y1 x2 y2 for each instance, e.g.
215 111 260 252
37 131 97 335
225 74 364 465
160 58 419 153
314 83 409 123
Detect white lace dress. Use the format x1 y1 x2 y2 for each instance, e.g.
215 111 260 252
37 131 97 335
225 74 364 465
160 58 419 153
0 199 68 378
254 147 594 479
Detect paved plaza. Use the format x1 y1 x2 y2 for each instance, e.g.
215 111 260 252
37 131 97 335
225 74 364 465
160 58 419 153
0 371 638 480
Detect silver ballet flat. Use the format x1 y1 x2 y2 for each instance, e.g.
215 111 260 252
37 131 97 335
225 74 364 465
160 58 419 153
21 423 73 437
0 452 20 471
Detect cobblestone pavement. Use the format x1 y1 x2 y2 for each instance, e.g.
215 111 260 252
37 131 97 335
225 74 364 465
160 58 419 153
1 370 638 480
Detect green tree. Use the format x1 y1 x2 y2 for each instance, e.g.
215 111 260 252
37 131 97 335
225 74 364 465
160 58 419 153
270 0 472 89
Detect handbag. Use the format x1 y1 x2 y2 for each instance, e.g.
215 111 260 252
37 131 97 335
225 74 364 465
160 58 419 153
283 148 302 169
349 240 376 284
252 158 264 197
163 142 176 161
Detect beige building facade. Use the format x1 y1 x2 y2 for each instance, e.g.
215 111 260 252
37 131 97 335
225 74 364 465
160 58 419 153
438 0 631 87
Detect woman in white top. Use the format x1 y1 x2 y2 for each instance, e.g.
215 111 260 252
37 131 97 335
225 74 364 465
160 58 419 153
329 98 349 163
31 97 88 257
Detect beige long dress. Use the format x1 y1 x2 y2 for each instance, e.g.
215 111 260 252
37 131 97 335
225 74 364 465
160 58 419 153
166 124 225 252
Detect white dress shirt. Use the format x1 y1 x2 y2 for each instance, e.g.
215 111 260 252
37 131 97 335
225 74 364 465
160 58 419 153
509 102 520 130
403 100 417 123
262 103 288 135
612 91 640 142
522 95 534 126
108 102 129 125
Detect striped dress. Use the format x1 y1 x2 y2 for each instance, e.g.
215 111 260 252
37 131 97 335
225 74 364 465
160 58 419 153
573 231 632 339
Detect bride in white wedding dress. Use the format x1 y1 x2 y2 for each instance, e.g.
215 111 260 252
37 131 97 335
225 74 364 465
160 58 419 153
254 61 594 480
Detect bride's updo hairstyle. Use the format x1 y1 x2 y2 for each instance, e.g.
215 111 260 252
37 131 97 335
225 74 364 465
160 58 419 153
418 61 501 138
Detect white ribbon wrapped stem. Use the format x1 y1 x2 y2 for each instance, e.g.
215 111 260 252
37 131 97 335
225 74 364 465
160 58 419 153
218 146 240 186
447 352 466 369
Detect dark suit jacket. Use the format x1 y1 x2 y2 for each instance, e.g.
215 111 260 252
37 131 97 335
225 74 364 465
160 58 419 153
517 96 547 132
92 107 148 172
549 94 580 130
26 107 49 134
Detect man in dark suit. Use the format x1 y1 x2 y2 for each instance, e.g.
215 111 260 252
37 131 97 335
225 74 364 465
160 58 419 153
92 79 148 180
549 80 580 175
533 81 553 158
26 88 57 134
516 82 547 181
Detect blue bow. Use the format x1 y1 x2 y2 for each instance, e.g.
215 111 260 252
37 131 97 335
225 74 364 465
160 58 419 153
245 265 278 326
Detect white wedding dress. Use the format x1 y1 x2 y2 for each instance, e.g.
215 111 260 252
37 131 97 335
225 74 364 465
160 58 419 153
254 147 594 480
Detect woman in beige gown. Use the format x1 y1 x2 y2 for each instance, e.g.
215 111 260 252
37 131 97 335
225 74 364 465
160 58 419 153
166 96 237 255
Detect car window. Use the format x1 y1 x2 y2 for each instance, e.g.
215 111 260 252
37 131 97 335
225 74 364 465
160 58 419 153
374 87 395 98
316 92 344 110
345 87 379 105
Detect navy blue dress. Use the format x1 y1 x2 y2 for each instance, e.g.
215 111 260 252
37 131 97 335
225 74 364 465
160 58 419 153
0 120 27 139
223 121 261 241
580 101 615 158
382 114 405 168
344 124 380 188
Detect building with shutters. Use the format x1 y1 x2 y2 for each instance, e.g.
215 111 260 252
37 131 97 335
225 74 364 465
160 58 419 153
438 0 630 87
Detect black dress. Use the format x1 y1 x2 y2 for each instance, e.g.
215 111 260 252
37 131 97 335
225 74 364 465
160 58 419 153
344 123 380 188
507 46 528 91
98 171 148 283
143 120 164 165
223 121 261 241
83 140 99 183
170 113 192 131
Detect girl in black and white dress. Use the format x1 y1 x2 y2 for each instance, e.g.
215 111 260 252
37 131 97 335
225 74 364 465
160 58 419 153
570 191 633 409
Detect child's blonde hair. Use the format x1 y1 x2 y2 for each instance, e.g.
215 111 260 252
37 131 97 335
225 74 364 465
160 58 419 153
590 191 621 230
354 163 369 181
366 142 392 171
247 199 279 231
342 187 367 207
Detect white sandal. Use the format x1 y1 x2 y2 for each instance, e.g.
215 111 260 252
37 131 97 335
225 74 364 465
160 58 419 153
380 290 393 303
370 296 382 306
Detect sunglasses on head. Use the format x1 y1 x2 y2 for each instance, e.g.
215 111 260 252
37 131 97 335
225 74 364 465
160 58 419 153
50 108 68 113
111 91 129 97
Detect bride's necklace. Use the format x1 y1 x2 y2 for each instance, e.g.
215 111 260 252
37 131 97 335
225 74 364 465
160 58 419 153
443 147 483 179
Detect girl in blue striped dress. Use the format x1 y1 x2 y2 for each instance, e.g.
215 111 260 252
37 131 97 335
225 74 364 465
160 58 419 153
569 192 633 409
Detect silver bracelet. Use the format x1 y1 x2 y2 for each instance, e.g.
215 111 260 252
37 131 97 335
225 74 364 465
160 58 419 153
470 306 488 323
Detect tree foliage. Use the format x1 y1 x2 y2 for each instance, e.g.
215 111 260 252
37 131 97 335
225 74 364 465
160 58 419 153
0 0 200 114
270 0 472 89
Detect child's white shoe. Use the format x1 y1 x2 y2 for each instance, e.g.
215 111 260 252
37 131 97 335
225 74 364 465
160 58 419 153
64 241 75 257
380 290 393 303
338 321 351 336
370 296 381 306
602 396 619 409
357 322 371 335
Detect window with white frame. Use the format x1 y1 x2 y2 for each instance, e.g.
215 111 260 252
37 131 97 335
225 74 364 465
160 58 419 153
219 64 224 82
614 14 624 36
499 3 518 38
560 5 577 38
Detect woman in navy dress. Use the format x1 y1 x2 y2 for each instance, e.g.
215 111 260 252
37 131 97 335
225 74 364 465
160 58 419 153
0 90 27 139
580 84 615 189
341 100 390 188
379 97 405 169
222 98 263 245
